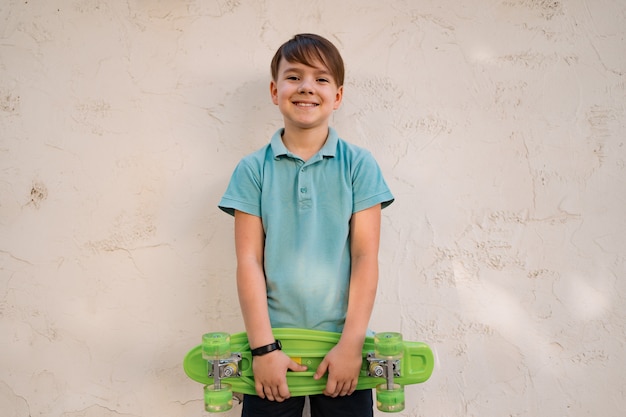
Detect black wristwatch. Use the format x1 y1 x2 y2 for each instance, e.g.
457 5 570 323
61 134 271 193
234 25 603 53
251 340 282 357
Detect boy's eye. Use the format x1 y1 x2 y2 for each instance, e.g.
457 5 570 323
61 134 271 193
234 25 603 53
317 78 329 83
287 76 299 81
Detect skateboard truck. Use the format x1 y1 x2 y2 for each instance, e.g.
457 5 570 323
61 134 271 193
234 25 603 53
207 353 242 381
371 332 406 412
201 332 239 412
366 353 400 388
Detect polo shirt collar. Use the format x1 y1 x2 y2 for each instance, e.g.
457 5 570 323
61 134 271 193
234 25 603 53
271 127 339 159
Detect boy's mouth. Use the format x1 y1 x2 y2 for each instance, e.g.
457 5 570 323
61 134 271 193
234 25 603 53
293 101 318 107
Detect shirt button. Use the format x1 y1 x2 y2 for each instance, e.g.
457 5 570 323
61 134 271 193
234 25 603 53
300 187 307 193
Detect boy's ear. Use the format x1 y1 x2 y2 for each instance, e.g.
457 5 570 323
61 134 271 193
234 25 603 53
333 85 344 110
270 80 278 105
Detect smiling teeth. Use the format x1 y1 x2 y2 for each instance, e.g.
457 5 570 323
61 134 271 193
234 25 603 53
295 103 317 107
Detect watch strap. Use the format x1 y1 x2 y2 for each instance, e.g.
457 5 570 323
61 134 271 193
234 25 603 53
251 340 282 356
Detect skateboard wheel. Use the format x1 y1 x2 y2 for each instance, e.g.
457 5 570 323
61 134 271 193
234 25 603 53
376 383 405 413
204 383 233 412
374 332 403 359
202 332 231 360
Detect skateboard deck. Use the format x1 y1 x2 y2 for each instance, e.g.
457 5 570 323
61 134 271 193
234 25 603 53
184 328 434 413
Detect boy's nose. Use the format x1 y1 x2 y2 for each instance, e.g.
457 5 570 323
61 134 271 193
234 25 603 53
298 80 314 94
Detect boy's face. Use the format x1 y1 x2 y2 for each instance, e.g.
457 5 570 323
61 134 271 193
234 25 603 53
270 58 343 132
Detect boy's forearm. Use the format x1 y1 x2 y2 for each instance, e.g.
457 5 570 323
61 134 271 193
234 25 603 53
234 210 275 348
340 204 382 350
339 254 379 350
237 262 275 348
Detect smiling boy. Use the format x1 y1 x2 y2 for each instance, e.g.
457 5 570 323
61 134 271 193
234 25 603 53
219 34 394 417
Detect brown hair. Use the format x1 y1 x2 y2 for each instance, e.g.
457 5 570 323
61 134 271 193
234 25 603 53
270 33 345 86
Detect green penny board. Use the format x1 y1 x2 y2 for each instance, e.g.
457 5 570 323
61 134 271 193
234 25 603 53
184 328 434 413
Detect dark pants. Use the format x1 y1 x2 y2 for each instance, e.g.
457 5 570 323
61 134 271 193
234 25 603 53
241 390 373 417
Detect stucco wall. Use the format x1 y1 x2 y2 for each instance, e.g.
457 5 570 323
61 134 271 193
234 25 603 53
1 1 625 416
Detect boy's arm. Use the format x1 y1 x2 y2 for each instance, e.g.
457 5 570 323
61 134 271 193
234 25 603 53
234 210 273 351
234 210 306 402
314 203 382 397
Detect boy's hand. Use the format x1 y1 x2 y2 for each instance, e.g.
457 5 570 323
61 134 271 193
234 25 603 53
313 343 362 397
252 350 307 402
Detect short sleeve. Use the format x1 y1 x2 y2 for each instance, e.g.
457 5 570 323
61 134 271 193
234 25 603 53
352 152 394 213
218 158 262 217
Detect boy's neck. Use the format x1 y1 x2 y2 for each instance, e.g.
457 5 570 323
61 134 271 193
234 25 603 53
281 124 329 161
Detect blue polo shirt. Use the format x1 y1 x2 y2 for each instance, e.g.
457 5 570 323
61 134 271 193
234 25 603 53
219 127 394 333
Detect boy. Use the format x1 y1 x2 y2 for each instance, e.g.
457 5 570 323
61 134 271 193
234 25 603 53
218 33 394 417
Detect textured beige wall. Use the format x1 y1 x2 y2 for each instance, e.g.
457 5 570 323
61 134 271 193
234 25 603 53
1 1 625 416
